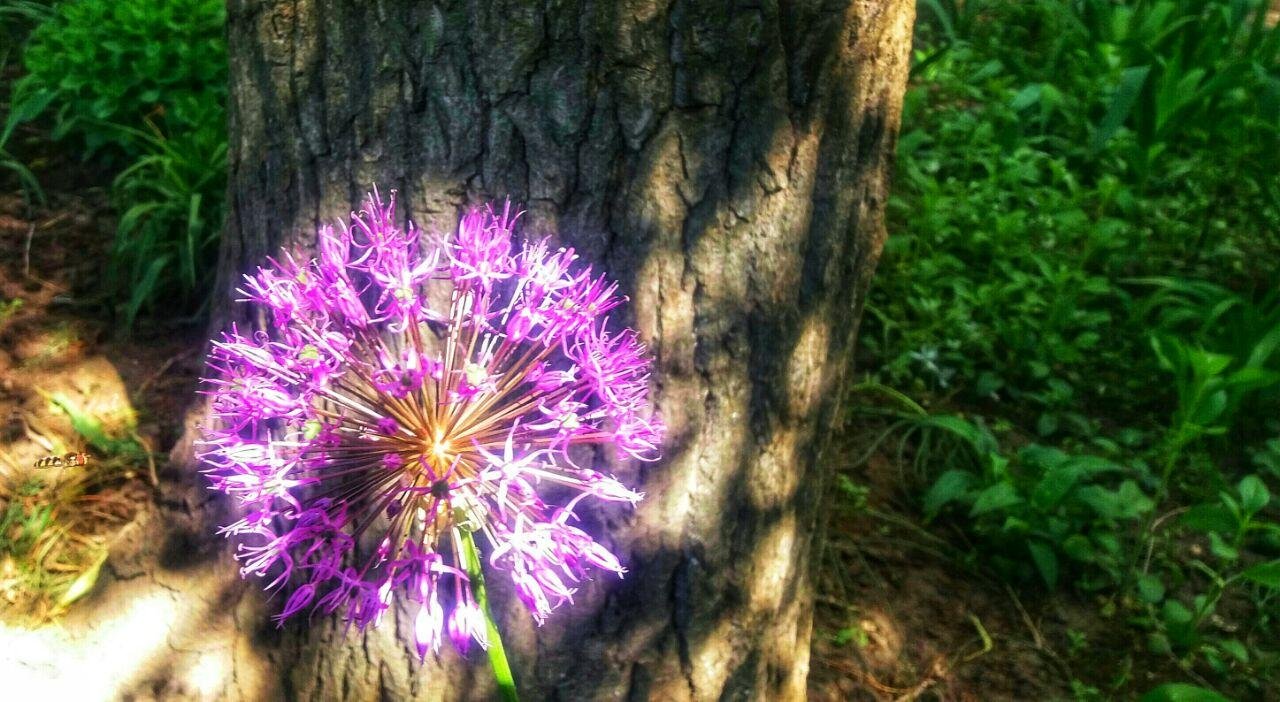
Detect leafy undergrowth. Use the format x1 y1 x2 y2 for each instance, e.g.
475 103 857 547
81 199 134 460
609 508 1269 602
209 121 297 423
812 439 1114 700
5 0 227 331
814 1 1280 700
810 424 1272 701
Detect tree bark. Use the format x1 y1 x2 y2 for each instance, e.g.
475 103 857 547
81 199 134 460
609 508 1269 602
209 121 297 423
202 0 916 699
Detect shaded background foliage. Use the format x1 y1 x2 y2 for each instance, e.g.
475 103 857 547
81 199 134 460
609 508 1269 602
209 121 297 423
6 0 226 329
848 1 1280 698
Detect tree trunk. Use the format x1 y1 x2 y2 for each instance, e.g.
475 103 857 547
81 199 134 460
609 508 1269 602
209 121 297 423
200 0 915 699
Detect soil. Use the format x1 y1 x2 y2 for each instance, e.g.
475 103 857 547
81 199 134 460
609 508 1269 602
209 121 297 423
0 146 202 623
805 434 1213 701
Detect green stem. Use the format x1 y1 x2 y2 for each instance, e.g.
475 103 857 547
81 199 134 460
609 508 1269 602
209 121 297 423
458 527 519 702
849 381 929 416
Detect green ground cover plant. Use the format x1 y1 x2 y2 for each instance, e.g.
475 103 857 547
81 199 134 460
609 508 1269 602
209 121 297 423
11 0 225 159
5 0 227 330
856 0 1280 697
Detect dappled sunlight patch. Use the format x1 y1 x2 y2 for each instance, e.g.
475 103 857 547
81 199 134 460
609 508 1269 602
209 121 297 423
745 428 802 510
786 315 831 420
0 588 175 697
0 353 153 622
0 579 250 701
853 609 905 670
744 512 798 613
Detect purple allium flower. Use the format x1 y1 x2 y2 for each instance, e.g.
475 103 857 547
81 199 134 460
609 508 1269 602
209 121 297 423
198 190 662 658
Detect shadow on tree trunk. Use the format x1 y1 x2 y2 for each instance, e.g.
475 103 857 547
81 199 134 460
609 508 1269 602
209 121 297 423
13 1 916 700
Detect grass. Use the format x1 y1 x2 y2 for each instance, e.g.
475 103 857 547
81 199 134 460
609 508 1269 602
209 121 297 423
0 393 153 622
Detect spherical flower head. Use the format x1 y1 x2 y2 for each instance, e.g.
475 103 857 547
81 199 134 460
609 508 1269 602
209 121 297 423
199 190 662 658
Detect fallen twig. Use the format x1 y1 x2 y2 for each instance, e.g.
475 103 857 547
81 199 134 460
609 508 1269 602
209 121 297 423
135 346 197 396
23 222 33 276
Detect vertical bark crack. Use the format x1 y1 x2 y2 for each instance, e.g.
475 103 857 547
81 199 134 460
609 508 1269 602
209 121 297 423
672 548 699 698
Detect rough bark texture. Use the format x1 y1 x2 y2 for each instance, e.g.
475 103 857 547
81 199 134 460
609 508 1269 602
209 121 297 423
155 1 915 699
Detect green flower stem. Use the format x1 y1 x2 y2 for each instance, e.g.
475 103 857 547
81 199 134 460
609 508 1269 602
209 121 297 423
458 527 519 702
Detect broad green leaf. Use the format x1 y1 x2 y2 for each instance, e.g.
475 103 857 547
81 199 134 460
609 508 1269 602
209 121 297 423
1137 574 1165 604
1027 540 1058 588
1077 481 1152 520
1240 560 1280 589
1219 638 1249 664
1091 65 1151 153
1162 599 1193 627
1180 504 1235 535
923 470 972 516
1139 683 1230 702
1147 632 1173 656
1189 389 1228 427
1237 475 1270 515
1030 462 1083 509
970 482 1021 517
1010 83 1043 112
1207 532 1238 561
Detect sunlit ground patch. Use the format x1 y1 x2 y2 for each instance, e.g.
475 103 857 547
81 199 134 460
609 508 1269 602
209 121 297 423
0 351 154 622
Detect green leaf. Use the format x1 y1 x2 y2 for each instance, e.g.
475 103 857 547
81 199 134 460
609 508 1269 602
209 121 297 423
1219 638 1249 664
923 470 972 516
970 482 1022 517
1010 83 1043 112
1068 455 1127 475
918 0 956 43
1224 367 1280 393
1077 481 1152 521
1030 462 1083 509
917 415 999 455
1137 574 1166 604
1027 540 1058 588
122 254 170 331
1147 632 1173 656
1162 599 1193 627
1240 560 1280 589
1061 534 1095 563
1180 504 1236 535
3 86 57 146
1091 65 1151 153
1190 389 1228 427
1139 683 1230 702
1237 475 1270 515
1208 532 1238 561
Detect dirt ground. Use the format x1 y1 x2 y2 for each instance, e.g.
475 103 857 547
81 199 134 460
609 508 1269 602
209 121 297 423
0 172 203 613
810 451 1072 701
